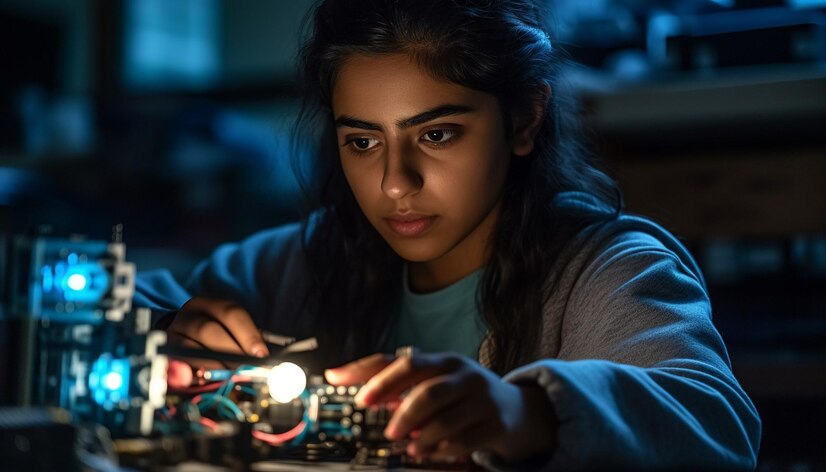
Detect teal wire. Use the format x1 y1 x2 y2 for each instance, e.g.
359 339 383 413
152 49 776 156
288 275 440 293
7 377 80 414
195 365 261 422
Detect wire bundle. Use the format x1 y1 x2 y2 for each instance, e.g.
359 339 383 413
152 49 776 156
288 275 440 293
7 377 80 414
166 364 309 445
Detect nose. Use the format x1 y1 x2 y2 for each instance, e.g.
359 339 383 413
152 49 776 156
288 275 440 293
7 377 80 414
381 145 422 200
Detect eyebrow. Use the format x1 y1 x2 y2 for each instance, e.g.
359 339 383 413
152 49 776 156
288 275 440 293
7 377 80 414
334 104 476 131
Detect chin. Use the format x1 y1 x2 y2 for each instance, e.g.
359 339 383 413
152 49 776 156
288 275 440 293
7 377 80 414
384 238 443 263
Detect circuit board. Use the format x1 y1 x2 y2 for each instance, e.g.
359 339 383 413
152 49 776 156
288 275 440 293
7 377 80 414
0 229 464 470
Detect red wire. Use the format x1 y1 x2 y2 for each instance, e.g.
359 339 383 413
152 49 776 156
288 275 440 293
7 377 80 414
169 375 255 394
199 417 219 431
171 382 222 394
252 421 307 445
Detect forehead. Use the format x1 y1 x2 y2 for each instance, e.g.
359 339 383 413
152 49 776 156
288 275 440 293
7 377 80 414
331 53 491 119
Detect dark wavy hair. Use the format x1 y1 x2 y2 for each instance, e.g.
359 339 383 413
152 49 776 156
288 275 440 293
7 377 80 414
292 0 621 374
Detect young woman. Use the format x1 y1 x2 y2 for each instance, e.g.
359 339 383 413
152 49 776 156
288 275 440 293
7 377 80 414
136 0 761 468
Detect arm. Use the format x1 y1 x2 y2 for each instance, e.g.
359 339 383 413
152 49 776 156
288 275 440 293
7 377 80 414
485 233 760 470
182 221 309 322
133 221 312 363
134 221 310 324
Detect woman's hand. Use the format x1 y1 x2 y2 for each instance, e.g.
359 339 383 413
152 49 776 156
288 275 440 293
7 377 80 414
167 297 268 368
325 352 556 462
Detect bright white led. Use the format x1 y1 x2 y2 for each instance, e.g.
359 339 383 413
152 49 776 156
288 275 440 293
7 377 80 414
266 362 306 403
67 273 88 291
103 371 123 390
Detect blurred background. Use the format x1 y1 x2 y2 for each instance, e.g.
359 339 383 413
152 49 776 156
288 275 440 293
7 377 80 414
0 0 824 468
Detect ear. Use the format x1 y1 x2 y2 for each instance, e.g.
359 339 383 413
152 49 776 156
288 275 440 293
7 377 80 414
511 84 551 157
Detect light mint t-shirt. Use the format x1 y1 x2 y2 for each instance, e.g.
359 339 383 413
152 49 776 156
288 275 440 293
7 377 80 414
384 267 488 359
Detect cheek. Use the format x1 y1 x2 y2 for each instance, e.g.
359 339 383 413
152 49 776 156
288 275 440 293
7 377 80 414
340 158 356 191
440 146 509 206
340 159 379 210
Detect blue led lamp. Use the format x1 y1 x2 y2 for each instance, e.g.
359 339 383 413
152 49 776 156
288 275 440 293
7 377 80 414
54 260 111 303
28 239 132 323
88 355 131 410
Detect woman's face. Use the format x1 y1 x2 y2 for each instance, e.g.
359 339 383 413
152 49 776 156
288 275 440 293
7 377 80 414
332 54 520 285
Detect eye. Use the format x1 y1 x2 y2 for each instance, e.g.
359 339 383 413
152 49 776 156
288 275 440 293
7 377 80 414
421 129 456 144
344 137 381 153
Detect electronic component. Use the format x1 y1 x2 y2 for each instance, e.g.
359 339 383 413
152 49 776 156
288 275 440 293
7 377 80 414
0 229 447 469
1 230 167 437
160 362 405 466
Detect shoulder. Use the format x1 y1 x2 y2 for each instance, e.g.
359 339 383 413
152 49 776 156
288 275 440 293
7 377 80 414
208 212 323 263
575 216 705 292
547 195 717 364
551 191 705 292
229 220 305 258
186 213 322 293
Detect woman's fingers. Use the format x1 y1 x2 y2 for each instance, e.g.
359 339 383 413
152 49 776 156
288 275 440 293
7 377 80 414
182 298 268 357
356 353 465 406
428 420 493 458
384 374 466 440
328 352 507 461
428 439 470 463
169 335 229 370
400 394 482 456
324 352 395 386
168 308 255 369
169 311 241 352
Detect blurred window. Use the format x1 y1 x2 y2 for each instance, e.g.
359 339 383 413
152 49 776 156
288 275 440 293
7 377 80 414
123 0 220 90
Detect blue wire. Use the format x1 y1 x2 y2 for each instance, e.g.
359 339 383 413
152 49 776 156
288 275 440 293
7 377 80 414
217 403 233 420
193 365 263 423
217 395 245 420
198 393 219 410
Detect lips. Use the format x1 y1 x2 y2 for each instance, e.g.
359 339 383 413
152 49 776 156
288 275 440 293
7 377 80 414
385 214 436 237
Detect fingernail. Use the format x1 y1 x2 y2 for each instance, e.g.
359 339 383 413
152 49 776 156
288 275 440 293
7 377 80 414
250 343 268 358
406 442 418 457
383 424 397 440
353 387 370 408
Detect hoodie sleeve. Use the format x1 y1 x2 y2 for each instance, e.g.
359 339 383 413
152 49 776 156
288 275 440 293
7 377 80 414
133 221 310 329
476 230 760 470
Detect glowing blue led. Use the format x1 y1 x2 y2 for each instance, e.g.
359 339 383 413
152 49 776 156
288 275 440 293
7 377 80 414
32 240 118 321
89 355 130 409
66 273 89 291
103 371 124 390
51 262 110 303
